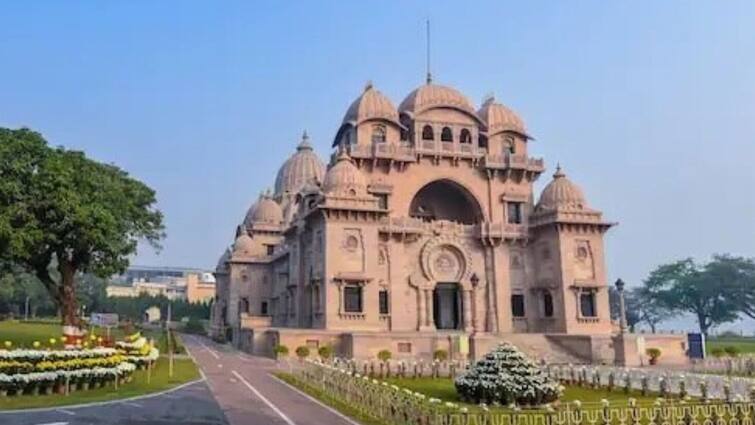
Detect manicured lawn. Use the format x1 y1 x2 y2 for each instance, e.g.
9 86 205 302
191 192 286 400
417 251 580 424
706 337 755 355
384 377 664 409
0 320 128 348
0 357 200 410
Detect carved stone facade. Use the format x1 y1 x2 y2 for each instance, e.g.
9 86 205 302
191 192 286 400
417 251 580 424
210 80 640 363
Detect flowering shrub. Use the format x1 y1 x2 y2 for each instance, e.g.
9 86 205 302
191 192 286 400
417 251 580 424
0 332 153 396
454 343 562 406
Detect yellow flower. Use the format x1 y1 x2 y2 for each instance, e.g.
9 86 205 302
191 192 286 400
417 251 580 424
33 341 41 348
90 334 97 341
3 341 11 348
49 338 57 345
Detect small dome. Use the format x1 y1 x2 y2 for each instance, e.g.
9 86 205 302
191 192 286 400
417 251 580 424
215 247 231 272
399 82 478 118
342 82 400 126
478 96 529 138
536 166 587 211
274 132 326 197
233 233 254 256
242 201 258 228
323 151 367 196
251 196 283 225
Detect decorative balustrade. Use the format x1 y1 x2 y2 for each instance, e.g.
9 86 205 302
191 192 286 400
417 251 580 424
476 222 529 240
483 153 545 171
547 364 755 401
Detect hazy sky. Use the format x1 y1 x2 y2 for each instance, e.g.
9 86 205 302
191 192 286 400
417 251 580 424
1 2 753 332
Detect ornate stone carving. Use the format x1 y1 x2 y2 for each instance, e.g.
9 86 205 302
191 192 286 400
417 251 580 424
419 236 473 289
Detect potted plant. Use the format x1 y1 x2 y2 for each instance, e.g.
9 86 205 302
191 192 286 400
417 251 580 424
646 348 662 365
377 349 392 363
273 344 289 362
318 345 333 362
433 349 448 362
295 346 310 361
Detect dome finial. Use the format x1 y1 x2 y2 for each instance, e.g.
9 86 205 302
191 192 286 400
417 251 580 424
297 130 312 151
364 80 373 91
483 92 496 105
553 163 565 178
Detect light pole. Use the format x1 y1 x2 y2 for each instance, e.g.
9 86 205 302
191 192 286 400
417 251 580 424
615 278 627 334
166 300 174 378
24 296 30 321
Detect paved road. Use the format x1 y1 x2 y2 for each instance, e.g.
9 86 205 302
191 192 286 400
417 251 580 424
0 336 355 425
182 335 358 425
0 379 227 425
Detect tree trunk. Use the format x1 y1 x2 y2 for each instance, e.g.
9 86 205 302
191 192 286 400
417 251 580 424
58 260 80 328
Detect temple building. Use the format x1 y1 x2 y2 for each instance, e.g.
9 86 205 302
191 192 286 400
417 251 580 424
210 79 684 364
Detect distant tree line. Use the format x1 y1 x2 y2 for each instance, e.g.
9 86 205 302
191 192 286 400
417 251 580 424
0 269 209 322
611 254 755 336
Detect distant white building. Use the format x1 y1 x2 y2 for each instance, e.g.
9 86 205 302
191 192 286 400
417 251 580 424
107 266 216 303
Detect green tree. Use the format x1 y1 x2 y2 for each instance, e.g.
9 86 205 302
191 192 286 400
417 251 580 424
705 254 755 320
0 128 164 333
643 256 742 335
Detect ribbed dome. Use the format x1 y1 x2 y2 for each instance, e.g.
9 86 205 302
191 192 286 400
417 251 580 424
399 82 478 117
323 151 367 196
233 233 254 256
536 166 587 211
478 96 529 138
251 196 283 225
215 248 231 272
242 201 258 228
343 82 400 125
274 132 326 197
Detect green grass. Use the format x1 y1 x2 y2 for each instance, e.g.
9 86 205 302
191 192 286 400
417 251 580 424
383 377 665 410
0 357 200 410
0 320 129 349
706 337 755 355
276 373 387 425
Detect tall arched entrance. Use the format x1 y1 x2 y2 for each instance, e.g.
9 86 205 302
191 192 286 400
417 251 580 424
433 282 461 330
409 180 483 224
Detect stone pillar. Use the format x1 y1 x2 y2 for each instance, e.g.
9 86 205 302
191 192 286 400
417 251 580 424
425 289 434 329
615 279 627 334
472 287 481 332
462 289 473 332
417 287 426 331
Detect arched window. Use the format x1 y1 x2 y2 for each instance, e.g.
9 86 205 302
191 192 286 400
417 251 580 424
441 127 453 142
460 129 472 144
371 124 386 143
503 135 515 154
422 125 434 140
542 291 554 318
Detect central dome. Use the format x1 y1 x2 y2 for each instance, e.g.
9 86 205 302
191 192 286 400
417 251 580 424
274 132 326 197
399 82 478 117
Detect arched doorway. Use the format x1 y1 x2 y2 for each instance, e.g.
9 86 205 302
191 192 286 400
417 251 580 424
433 283 461 330
409 180 482 224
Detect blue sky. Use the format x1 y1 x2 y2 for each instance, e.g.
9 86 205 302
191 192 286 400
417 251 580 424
1 2 754 332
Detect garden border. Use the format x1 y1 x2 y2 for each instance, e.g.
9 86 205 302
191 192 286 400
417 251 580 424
0 376 205 414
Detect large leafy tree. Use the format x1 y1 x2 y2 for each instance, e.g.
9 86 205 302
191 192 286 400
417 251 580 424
0 128 164 334
642 256 750 335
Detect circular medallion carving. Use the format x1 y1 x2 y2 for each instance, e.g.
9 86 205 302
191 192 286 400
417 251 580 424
344 235 359 252
419 236 473 288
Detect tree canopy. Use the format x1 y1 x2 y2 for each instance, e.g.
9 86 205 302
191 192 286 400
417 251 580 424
0 128 164 330
642 254 755 335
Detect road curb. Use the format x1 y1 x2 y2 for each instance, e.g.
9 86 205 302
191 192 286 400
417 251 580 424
0 377 206 415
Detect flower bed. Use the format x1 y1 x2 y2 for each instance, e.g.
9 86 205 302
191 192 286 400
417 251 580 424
0 332 158 397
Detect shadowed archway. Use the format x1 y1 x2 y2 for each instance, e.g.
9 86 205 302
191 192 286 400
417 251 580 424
409 179 483 224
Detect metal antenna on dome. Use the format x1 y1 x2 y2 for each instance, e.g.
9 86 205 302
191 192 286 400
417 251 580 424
425 19 432 84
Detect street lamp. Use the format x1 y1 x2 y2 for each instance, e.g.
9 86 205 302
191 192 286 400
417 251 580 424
615 278 627 334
